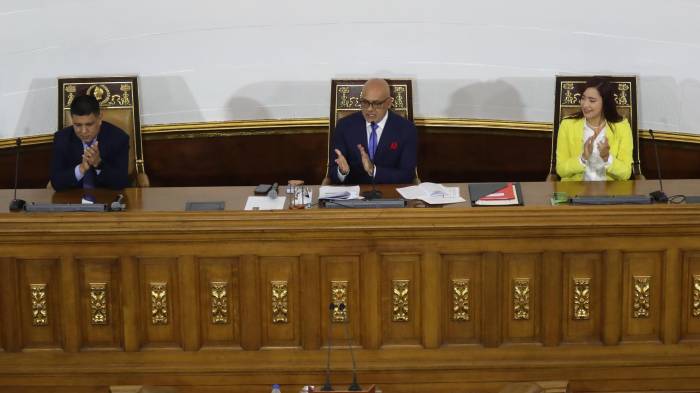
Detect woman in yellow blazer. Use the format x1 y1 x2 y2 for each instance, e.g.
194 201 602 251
556 77 633 181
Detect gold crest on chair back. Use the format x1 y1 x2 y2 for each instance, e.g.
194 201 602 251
323 78 416 184
548 75 642 181
58 76 150 187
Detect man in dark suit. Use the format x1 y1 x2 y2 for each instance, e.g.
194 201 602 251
50 95 130 191
329 79 417 184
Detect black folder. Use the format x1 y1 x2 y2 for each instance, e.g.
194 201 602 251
468 182 524 207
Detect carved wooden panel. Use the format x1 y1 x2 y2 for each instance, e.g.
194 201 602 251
138 258 181 349
622 252 663 342
442 254 482 345
77 258 122 350
503 254 541 343
320 255 361 347
562 253 602 343
381 254 421 347
681 252 700 340
17 259 62 349
198 258 241 348
259 257 300 348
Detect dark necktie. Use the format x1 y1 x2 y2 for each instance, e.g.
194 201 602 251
369 122 378 161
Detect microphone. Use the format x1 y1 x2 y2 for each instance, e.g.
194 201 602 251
268 182 278 199
648 129 668 203
339 303 361 391
109 194 126 211
321 302 335 392
9 138 26 212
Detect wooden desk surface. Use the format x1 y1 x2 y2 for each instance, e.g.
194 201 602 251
2 179 700 213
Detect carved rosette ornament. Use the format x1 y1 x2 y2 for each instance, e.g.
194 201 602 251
150 282 168 325
632 276 651 319
452 279 470 321
573 278 591 320
210 281 229 324
271 281 289 324
331 281 348 323
31 284 48 326
89 283 108 325
392 280 410 322
513 278 530 320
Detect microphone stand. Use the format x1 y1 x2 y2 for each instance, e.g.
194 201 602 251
339 303 361 391
321 302 335 392
361 163 382 200
9 138 26 212
648 129 668 203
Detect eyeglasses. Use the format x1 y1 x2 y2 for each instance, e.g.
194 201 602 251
359 97 390 109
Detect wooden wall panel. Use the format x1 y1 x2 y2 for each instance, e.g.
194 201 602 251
681 251 700 341
502 253 541 344
197 257 241 349
621 252 663 343
319 255 361 347
138 258 181 350
442 254 482 345
380 253 422 347
259 256 300 348
17 259 62 350
562 253 602 344
5 125 700 189
77 258 122 350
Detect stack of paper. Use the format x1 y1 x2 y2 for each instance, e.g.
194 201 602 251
244 196 287 210
319 185 361 200
396 182 465 204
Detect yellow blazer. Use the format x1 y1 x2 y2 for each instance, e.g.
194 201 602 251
555 117 633 181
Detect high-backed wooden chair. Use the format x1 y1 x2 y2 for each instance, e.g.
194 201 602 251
548 75 642 181
323 78 417 184
58 76 149 187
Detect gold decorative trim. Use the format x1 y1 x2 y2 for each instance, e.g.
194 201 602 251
452 279 470 321
331 280 348 323
417 118 551 132
633 276 651 319
392 279 410 322
513 278 530 320
573 278 591 320
692 275 700 318
210 281 229 324
150 282 168 325
89 283 108 325
0 134 54 149
271 281 288 324
30 283 48 327
3 117 700 148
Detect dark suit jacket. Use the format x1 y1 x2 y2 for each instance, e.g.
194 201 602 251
50 121 130 191
329 111 417 184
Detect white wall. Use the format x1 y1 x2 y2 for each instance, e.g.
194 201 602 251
2 0 700 138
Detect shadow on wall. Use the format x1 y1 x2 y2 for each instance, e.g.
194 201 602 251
638 76 680 132
13 78 57 136
445 79 529 121
680 78 700 134
139 74 204 124
225 80 330 120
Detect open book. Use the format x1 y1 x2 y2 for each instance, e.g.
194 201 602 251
396 182 465 204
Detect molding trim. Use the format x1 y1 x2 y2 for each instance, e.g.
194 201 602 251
1 117 699 149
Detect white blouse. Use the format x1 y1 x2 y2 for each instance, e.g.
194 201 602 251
581 122 613 181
